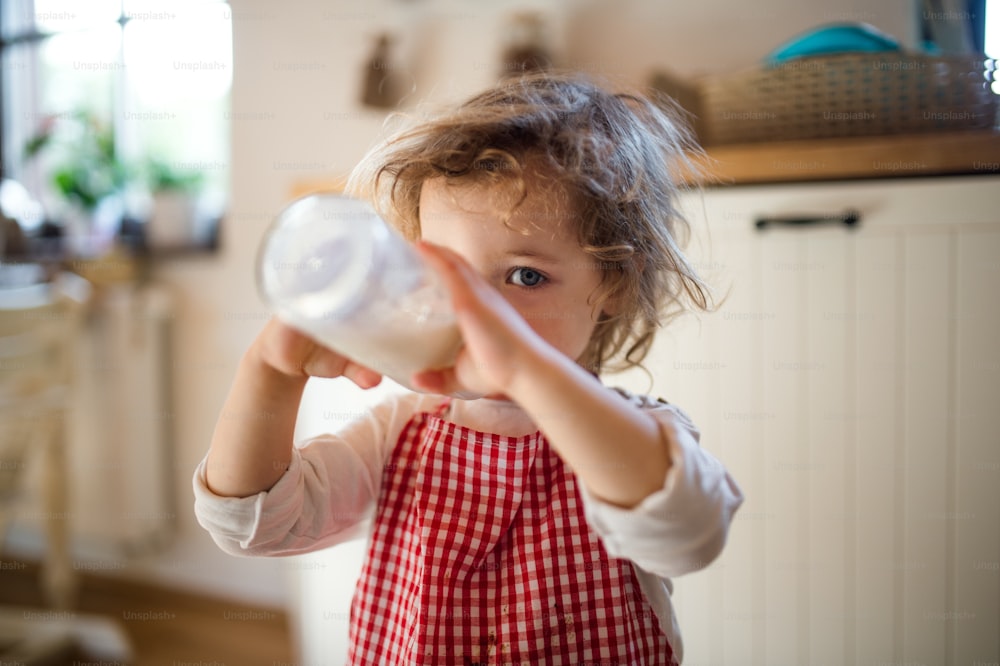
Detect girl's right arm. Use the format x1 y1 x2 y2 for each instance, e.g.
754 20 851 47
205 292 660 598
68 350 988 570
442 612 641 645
204 318 382 498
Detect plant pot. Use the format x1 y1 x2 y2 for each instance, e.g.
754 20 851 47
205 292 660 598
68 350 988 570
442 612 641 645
146 191 198 249
62 196 122 258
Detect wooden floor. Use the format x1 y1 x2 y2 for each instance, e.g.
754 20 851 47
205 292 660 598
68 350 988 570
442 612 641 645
0 558 295 665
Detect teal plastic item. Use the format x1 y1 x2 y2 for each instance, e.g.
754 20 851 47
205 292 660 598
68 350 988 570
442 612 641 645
765 22 901 64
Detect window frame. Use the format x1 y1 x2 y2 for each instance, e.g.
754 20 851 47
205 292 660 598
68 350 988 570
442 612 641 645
0 0 230 255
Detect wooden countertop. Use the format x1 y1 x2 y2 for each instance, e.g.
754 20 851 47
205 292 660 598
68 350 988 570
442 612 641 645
688 130 1000 186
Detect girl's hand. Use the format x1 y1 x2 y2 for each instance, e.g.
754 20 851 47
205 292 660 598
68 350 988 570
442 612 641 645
252 318 383 389
410 241 546 398
207 318 381 498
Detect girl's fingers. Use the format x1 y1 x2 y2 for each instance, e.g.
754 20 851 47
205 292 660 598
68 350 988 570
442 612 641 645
410 368 449 394
343 362 384 389
269 319 383 386
297 343 346 378
305 345 383 386
411 364 484 397
415 240 535 394
415 241 482 309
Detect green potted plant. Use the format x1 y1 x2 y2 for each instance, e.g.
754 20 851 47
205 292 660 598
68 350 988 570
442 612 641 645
22 110 127 254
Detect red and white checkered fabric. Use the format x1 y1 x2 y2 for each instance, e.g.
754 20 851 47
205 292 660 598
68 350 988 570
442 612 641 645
347 402 677 665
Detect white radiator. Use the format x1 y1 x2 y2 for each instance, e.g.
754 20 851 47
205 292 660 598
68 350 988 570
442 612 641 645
8 283 175 561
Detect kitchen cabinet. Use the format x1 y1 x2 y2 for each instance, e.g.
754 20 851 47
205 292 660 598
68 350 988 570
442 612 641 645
614 175 1000 664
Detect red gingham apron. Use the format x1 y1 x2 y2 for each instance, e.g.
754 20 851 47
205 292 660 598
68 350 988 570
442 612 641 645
347 401 677 665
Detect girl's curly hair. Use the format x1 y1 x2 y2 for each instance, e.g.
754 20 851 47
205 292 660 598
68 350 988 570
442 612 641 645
347 71 714 374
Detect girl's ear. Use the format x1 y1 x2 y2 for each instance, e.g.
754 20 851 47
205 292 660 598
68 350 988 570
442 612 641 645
596 277 629 321
600 251 643 318
598 289 621 319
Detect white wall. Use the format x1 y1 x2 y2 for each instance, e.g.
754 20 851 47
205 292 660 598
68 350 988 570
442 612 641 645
138 0 917 608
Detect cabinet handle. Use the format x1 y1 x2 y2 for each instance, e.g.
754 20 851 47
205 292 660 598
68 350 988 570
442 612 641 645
754 209 861 231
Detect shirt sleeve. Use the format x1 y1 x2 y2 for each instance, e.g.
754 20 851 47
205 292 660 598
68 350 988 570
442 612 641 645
578 393 744 579
192 390 427 557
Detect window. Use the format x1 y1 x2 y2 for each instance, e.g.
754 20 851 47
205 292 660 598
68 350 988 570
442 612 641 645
919 0 1000 94
1 0 231 252
988 0 1000 92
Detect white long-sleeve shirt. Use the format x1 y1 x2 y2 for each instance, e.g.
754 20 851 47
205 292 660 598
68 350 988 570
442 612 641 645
192 388 743 662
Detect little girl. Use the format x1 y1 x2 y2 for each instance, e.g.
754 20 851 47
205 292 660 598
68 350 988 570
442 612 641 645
194 72 742 665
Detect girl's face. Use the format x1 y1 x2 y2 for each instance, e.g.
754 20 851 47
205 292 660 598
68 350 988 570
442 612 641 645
419 175 606 367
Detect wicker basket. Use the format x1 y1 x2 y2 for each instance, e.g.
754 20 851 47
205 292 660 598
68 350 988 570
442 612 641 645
654 53 998 146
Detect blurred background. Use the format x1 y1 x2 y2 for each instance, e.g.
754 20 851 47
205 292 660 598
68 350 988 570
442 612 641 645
1 0 998 664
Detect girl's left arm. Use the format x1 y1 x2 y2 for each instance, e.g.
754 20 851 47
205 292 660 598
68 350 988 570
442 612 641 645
413 242 704 509
506 342 671 508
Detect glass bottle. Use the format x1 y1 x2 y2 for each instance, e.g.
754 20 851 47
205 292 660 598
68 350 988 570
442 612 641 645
256 193 462 391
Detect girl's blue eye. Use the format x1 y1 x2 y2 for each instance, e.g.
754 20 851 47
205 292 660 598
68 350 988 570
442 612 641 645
509 267 546 288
